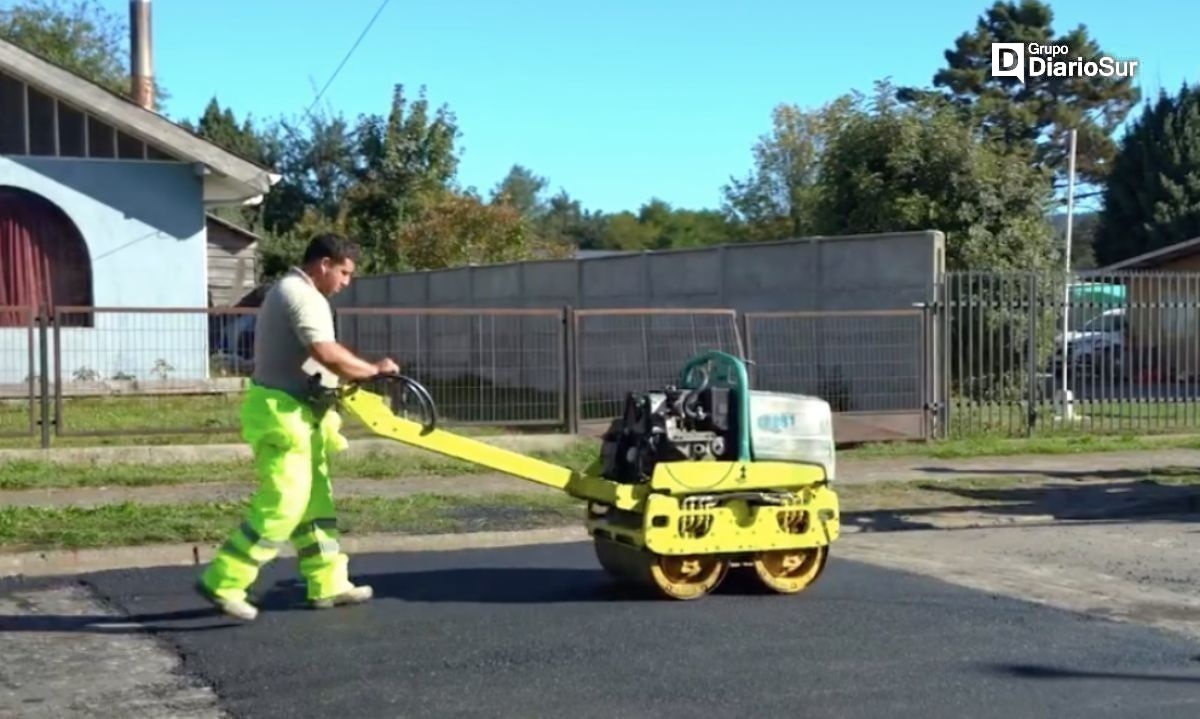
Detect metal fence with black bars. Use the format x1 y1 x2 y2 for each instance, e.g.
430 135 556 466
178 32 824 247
937 270 1200 439
2 270 1198 447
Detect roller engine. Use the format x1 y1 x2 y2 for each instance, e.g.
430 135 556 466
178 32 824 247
600 371 736 484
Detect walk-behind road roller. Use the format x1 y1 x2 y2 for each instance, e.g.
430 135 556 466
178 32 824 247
328 350 841 600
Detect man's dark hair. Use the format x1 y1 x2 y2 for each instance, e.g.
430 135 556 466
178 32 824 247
302 232 360 265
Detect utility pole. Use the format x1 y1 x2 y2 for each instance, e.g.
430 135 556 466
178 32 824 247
1058 128 1078 420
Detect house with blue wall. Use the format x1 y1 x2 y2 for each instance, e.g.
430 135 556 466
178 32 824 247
0 38 278 386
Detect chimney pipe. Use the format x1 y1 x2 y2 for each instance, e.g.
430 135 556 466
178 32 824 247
130 0 153 110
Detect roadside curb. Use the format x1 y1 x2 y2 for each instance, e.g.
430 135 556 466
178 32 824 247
0 434 589 466
0 526 592 579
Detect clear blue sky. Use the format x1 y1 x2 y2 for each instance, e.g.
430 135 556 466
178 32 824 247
99 1 1200 213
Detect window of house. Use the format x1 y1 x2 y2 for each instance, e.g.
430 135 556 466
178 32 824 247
87 116 115 158
0 71 181 165
26 86 55 156
57 103 86 157
116 131 144 159
0 71 25 154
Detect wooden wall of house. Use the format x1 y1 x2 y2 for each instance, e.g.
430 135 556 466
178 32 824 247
1122 259 1200 380
206 218 258 307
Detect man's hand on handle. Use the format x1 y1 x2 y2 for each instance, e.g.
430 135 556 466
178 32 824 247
308 341 401 382
374 358 400 376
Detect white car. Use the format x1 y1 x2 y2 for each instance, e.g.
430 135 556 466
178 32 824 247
1053 308 1125 373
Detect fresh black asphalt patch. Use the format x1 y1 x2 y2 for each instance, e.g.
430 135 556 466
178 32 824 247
5 541 1200 719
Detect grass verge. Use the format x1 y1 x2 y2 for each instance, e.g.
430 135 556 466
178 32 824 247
0 390 546 449
0 442 599 491
5 432 1200 493
0 492 585 553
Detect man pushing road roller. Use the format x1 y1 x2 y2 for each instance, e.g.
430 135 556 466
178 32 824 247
196 233 399 621
197 233 841 619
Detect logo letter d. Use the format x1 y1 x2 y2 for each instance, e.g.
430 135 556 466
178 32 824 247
991 42 1026 84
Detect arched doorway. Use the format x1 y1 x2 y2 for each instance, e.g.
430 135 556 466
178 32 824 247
0 186 94 327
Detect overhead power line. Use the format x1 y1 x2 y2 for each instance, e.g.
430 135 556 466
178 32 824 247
303 0 392 119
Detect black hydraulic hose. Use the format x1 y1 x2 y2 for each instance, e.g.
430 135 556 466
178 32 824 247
682 366 709 420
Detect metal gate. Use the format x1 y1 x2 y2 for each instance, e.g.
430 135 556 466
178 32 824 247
0 305 38 440
743 309 933 443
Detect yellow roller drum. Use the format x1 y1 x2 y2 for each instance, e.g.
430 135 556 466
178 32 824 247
751 546 828 594
593 538 730 600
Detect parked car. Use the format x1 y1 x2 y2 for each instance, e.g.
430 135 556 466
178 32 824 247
1051 307 1126 376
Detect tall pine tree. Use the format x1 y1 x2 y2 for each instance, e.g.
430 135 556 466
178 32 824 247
1093 83 1200 266
899 0 1140 190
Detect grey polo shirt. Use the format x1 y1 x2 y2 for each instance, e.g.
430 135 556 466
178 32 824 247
251 267 338 400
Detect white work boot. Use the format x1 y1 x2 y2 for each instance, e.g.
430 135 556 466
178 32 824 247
311 584 373 609
195 582 259 621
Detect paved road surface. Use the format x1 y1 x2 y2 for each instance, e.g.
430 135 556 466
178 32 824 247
5 542 1200 719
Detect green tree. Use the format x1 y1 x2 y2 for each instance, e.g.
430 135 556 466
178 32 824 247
819 80 1061 405
595 199 735 251
1052 210 1099 268
722 97 855 242
250 85 463 275
600 210 658 251
658 208 733 249
1093 83 1200 266
537 190 606 250
397 189 561 270
636 199 732 249
818 81 1058 271
254 223 314 282
266 107 358 233
900 0 1139 189
0 0 169 107
180 97 275 229
182 97 269 164
491 164 549 218
338 84 462 273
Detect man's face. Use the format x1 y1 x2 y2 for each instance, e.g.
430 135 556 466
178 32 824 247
313 257 355 296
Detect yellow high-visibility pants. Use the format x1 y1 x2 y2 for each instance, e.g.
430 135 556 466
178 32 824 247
199 382 353 603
